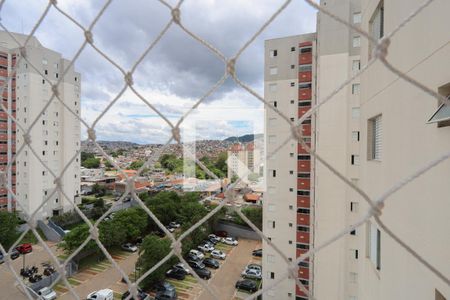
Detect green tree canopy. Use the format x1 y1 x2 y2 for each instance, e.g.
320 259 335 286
0 211 19 249
129 160 144 170
82 157 101 168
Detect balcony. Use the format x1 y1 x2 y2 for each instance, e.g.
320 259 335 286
297 231 310 244
298 143 311 154
299 52 312 65
297 160 311 172
297 213 310 225
301 124 311 137
296 286 309 297
297 196 310 207
0 58 7 66
0 69 7 77
298 266 310 279
297 178 310 190
299 71 312 82
299 88 311 100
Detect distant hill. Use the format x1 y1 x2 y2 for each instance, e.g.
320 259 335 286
223 133 263 143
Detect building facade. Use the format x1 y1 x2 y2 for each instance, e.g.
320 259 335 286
264 33 316 300
314 0 450 300
0 31 81 220
227 142 261 182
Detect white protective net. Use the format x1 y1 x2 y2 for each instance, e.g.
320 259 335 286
0 0 449 299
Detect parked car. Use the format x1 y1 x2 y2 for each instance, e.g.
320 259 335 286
173 263 191 275
201 240 215 247
121 288 150 300
197 243 214 253
169 221 180 228
153 281 175 294
86 289 114 300
121 243 138 252
37 287 57 300
166 226 175 233
252 249 262 257
166 268 186 280
203 257 220 269
188 260 205 269
245 264 262 273
10 248 20 260
16 243 32 254
188 249 204 260
207 234 220 244
155 289 177 300
192 266 211 279
242 268 262 280
215 230 228 237
210 250 226 260
235 279 258 292
222 237 238 246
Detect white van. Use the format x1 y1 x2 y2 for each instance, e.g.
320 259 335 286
86 289 114 300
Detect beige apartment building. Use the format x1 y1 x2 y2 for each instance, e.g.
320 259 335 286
265 0 449 299
314 0 450 300
0 31 81 220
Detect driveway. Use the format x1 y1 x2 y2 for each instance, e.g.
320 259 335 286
197 239 260 300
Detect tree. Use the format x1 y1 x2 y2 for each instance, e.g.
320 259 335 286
59 223 97 254
82 157 101 168
113 208 148 241
138 235 177 288
93 197 105 208
92 184 106 197
104 160 113 169
129 160 144 170
232 206 262 230
0 211 19 249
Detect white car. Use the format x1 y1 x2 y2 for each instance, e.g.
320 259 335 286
197 243 214 252
86 289 114 300
169 221 180 228
167 226 175 233
121 243 138 252
241 268 262 280
37 287 57 300
245 263 262 272
189 249 204 260
222 237 238 246
210 250 226 260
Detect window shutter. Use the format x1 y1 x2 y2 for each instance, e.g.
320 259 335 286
373 116 382 160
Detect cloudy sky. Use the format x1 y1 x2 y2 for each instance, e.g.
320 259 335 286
1 0 316 143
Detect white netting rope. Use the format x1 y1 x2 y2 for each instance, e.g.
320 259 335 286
0 0 447 300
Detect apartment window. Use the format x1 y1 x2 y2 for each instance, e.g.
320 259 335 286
289 205 293 210
299 65 312 72
267 220 275 228
352 60 361 73
351 155 360 165
354 249 359 259
269 272 275 279
299 83 312 89
297 208 310 214
352 131 360 142
290 153 294 157
352 107 360 119
44 69 48 75
290 82 295 87
350 229 356 235
368 115 382 160
297 243 309 250
297 190 310 196
290 64 295 69
269 67 278 75
350 202 359 212
349 272 358 283
352 83 360 95
42 151 46 156
297 225 309 232
352 36 361 48
300 47 312 53
435 289 446 300
298 173 310 178
290 117 295 122
272 170 276 177
269 83 277 92
42 79 45 84
370 1 384 42
368 222 381 270
269 50 278 57
44 140 48 146
55 73 59 79
298 155 310 160
299 101 311 107
300 279 309 287
289 223 293 227
428 102 450 126
353 12 362 24
269 101 277 108
289 170 294 175
291 46 295 52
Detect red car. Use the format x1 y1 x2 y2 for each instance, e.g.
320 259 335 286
16 243 32 254
215 231 228 238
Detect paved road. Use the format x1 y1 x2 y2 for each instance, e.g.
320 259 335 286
197 239 260 300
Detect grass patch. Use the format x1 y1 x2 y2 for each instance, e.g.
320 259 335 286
67 277 81 286
20 228 47 244
78 252 106 270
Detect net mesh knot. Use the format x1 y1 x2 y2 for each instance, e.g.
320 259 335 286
22 133 31 145
373 37 390 60
89 226 99 240
227 58 236 77
84 30 94 44
172 8 181 24
291 124 304 140
124 72 134 86
19 47 27 58
51 84 60 97
172 127 181 143
171 240 182 256
370 201 385 217
87 128 96 141
0 171 6 188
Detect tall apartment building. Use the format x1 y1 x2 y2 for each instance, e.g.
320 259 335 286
0 31 81 220
313 0 450 300
264 33 316 300
227 142 262 182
